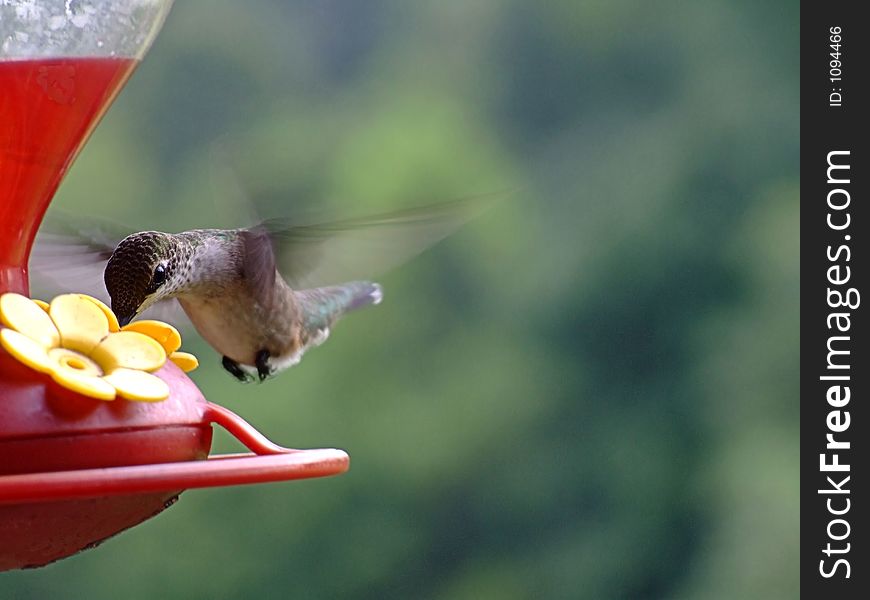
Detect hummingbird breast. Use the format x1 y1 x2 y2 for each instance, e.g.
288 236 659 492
177 275 303 368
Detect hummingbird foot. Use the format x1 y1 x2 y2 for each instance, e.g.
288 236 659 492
255 349 273 382
222 356 254 383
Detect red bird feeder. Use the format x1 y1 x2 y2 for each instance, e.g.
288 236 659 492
0 0 348 571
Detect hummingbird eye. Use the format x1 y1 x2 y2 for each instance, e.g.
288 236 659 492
152 264 167 287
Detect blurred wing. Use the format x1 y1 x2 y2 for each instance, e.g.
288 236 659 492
240 226 278 311
29 212 188 327
263 194 497 289
29 211 129 304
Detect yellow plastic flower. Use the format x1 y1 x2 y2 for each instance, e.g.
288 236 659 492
0 292 198 402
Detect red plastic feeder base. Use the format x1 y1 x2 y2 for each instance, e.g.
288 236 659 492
0 401 349 571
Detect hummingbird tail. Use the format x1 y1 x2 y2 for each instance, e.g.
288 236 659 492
342 281 384 312
297 281 383 333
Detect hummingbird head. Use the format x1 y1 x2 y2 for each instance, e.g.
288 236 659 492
104 232 176 326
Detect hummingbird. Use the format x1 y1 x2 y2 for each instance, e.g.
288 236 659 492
32 197 490 381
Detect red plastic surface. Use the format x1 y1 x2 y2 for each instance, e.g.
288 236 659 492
0 401 350 506
0 399 349 570
0 350 213 438
0 334 349 571
0 491 181 571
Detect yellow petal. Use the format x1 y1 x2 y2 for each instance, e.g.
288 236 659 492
122 320 181 354
169 351 199 372
0 327 54 373
78 295 120 332
103 368 170 402
48 347 103 377
34 299 50 312
0 292 60 348
49 294 109 354
90 330 167 372
51 365 116 401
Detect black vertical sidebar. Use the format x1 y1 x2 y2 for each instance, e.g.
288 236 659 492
802 3 868 597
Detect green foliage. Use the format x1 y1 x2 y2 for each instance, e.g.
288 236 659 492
3 0 797 598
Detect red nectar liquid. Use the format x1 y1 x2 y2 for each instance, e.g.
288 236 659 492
0 57 138 294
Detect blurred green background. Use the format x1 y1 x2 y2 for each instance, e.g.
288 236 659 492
3 0 798 598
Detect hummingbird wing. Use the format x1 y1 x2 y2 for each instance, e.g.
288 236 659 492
30 211 127 304
30 211 188 326
248 194 497 293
